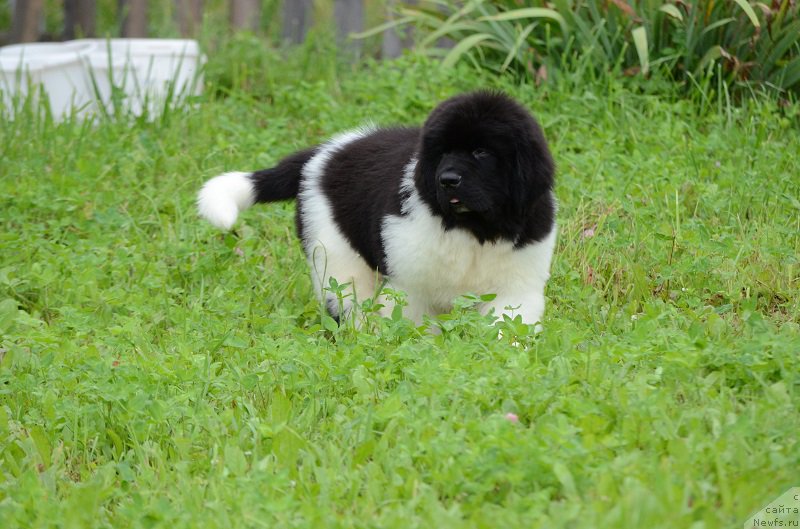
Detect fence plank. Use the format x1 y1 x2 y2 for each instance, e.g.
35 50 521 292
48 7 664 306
230 0 260 31
282 0 312 44
382 0 415 59
120 0 147 37
64 0 96 39
334 0 363 56
11 0 44 43
176 0 203 37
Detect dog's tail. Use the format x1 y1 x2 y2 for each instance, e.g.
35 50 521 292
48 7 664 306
197 148 317 230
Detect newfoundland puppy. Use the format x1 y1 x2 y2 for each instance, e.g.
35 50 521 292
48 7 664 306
198 91 556 326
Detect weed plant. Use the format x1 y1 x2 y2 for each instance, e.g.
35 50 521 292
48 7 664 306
375 0 800 98
0 36 799 528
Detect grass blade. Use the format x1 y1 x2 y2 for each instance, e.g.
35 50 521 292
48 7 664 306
632 26 649 75
659 4 683 21
420 22 483 48
762 20 800 71
701 17 737 36
774 55 800 89
479 7 568 35
349 16 415 40
732 0 761 28
441 32 494 68
500 23 536 72
694 44 724 75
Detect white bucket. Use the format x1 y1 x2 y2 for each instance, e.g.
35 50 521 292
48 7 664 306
80 39 204 117
0 41 98 119
0 41 97 58
0 39 204 120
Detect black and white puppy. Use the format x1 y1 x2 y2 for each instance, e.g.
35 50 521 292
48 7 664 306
198 91 556 325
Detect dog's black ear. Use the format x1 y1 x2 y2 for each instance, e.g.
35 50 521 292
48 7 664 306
414 137 443 209
511 124 555 218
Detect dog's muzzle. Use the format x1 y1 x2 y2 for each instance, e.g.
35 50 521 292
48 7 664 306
438 171 462 188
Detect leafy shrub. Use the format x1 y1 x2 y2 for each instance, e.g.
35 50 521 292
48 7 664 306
375 0 800 96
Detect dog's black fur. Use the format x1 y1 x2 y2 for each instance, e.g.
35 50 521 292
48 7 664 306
416 91 555 246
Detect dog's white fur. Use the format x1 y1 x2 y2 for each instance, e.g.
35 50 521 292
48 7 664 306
379 158 556 325
197 171 255 231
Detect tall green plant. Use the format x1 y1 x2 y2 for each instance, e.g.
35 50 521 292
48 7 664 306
680 0 800 92
354 0 568 74
366 0 800 97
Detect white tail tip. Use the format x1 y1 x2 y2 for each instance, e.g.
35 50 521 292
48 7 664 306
197 172 256 230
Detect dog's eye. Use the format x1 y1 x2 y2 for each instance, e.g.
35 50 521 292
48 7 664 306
472 148 491 160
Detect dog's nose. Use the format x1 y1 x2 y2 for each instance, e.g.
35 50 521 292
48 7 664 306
439 171 462 188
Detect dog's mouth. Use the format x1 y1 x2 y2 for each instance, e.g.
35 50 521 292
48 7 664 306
449 197 471 214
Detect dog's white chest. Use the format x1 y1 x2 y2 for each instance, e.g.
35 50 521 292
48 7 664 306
381 205 548 311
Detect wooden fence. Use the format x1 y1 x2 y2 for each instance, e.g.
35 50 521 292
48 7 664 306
5 0 415 58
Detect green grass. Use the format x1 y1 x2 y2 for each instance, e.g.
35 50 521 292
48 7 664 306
1 45 799 528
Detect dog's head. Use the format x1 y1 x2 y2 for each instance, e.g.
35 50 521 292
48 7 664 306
415 91 554 243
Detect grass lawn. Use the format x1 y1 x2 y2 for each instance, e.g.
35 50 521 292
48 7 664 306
1 42 798 528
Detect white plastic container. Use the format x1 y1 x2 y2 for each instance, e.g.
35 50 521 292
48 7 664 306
0 39 203 120
0 41 98 119
80 39 204 117
0 40 98 58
